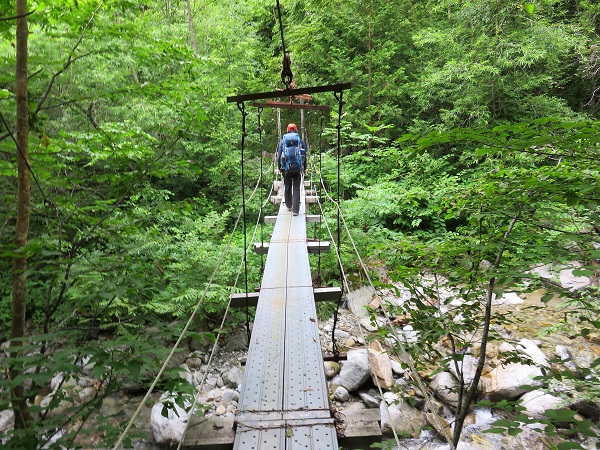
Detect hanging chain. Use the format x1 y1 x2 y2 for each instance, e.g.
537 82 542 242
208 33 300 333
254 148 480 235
276 0 293 89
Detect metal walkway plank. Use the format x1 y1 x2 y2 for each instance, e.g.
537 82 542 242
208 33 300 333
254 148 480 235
234 183 338 450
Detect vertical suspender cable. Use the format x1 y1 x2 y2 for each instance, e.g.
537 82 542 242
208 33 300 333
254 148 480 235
331 90 345 355
317 111 323 284
257 107 264 274
237 101 251 345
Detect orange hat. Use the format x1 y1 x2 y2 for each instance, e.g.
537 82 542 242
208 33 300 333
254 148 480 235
287 123 298 132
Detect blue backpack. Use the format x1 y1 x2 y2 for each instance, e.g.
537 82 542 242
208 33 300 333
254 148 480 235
280 132 303 173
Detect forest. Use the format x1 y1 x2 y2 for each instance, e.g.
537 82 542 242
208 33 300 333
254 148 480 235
1 0 599 449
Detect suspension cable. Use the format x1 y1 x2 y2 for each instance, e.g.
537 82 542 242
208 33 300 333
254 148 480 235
175 160 276 450
308 159 403 448
310 159 452 447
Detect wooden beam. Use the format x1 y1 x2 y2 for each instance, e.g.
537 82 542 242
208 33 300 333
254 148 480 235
265 214 321 223
226 83 351 103
254 241 330 255
230 286 342 308
251 101 331 111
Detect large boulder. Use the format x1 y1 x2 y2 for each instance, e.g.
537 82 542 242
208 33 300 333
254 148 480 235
480 339 548 401
530 262 591 292
380 399 426 438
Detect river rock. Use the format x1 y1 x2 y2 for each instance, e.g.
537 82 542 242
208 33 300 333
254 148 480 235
206 388 223 403
346 286 376 318
555 345 578 371
380 399 426 438
368 340 394 390
530 261 591 291
221 388 239 405
333 386 350 402
358 391 380 408
324 361 340 379
519 390 562 418
223 366 243 388
339 349 370 392
517 339 549 367
430 372 459 407
150 393 192 447
0 409 14 433
480 361 543 401
493 292 524 306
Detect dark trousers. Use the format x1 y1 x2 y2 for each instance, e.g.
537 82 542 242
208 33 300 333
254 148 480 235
284 171 302 214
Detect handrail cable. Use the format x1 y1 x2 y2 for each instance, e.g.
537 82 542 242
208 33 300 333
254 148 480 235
310 159 452 447
112 153 274 450
175 160 276 450
308 158 404 448
336 208 453 444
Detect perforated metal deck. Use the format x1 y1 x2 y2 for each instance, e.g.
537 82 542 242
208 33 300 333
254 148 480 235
233 183 337 450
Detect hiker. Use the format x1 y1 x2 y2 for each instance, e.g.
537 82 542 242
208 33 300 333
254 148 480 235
277 123 307 216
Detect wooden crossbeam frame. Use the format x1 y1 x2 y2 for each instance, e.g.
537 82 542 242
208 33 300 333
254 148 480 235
251 101 331 111
226 83 351 103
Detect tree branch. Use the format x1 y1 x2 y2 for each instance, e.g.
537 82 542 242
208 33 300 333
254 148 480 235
34 4 103 115
0 9 36 22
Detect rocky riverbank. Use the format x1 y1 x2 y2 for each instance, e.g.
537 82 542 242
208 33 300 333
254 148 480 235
1 268 598 450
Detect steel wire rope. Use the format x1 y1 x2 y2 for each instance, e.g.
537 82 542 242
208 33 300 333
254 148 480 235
309 158 453 447
337 208 454 445
112 153 275 450
306 158 406 449
174 159 276 450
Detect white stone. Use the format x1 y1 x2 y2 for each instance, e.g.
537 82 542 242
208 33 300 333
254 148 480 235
520 390 563 418
334 329 351 339
481 361 543 401
493 292 524 306
517 339 548 367
390 359 405 375
333 386 350 402
430 372 459 406
359 316 384 332
530 262 591 291
0 409 14 433
339 349 371 392
346 286 376 318
150 393 192 447
383 391 399 405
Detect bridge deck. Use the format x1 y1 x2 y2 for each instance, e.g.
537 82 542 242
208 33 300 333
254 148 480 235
233 183 338 450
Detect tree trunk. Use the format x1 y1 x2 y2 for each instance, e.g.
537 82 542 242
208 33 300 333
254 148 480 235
11 0 32 429
186 0 198 56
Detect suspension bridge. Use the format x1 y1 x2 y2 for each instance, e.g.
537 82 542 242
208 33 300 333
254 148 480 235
112 83 415 450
